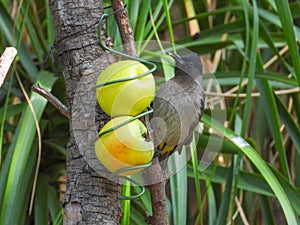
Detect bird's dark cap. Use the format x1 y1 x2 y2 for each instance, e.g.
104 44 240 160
168 52 184 64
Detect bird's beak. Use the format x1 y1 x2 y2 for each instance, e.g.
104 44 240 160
168 52 184 64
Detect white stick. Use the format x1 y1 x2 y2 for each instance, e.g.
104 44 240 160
0 47 18 88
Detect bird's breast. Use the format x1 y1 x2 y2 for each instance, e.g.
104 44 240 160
152 79 203 146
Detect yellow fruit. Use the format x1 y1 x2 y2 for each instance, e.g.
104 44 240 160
96 60 155 116
95 116 154 175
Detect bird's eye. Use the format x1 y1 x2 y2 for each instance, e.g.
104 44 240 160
188 62 193 66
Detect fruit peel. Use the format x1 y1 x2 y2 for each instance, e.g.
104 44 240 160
96 60 155 116
95 116 154 175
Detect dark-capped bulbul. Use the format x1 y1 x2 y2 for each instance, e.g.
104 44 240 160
151 52 205 162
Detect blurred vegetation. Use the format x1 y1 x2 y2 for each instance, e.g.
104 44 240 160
1 0 300 225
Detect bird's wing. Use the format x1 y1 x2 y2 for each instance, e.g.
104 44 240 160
183 93 204 146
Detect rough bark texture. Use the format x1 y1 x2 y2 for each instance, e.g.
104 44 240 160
143 158 169 225
111 0 136 56
49 1 122 224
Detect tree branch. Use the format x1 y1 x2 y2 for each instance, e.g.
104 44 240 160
143 158 169 225
32 83 70 118
111 0 137 56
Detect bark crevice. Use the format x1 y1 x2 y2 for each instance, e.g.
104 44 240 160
50 0 123 224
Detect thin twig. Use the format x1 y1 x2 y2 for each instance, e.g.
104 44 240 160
222 45 290 97
32 83 70 118
0 47 17 88
205 87 300 98
234 197 250 225
264 45 289 69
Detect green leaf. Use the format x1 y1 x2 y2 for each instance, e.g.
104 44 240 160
191 135 203 224
0 1 39 82
274 0 300 86
256 78 290 180
168 150 188 225
47 186 63 223
134 0 151 43
0 103 26 122
275 95 300 156
201 114 299 224
34 174 49 225
0 71 57 225
121 180 131 225
215 165 234 225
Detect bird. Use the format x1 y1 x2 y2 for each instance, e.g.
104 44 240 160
151 52 205 163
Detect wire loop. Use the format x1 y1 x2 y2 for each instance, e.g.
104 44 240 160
94 6 157 89
98 107 153 138
94 5 156 200
111 162 152 200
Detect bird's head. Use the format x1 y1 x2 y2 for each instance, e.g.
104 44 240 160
168 52 202 79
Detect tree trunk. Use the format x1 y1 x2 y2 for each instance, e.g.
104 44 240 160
49 0 122 224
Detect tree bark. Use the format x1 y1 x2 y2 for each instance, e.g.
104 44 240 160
111 0 136 56
49 1 122 224
143 158 169 225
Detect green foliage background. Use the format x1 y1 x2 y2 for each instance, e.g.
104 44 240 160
0 0 300 225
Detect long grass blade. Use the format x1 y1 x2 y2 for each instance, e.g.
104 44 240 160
275 95 300 155
121 180 131 225
274 0 300 86
0 1 39 82
256 78 291 180
162 0 175 51
168 150 188 225
0 72 56 224
201 114 299 225
34 174 49 225
191 136 203 225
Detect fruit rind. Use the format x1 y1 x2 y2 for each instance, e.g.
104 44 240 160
95 116 154 175
96 60 155 116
